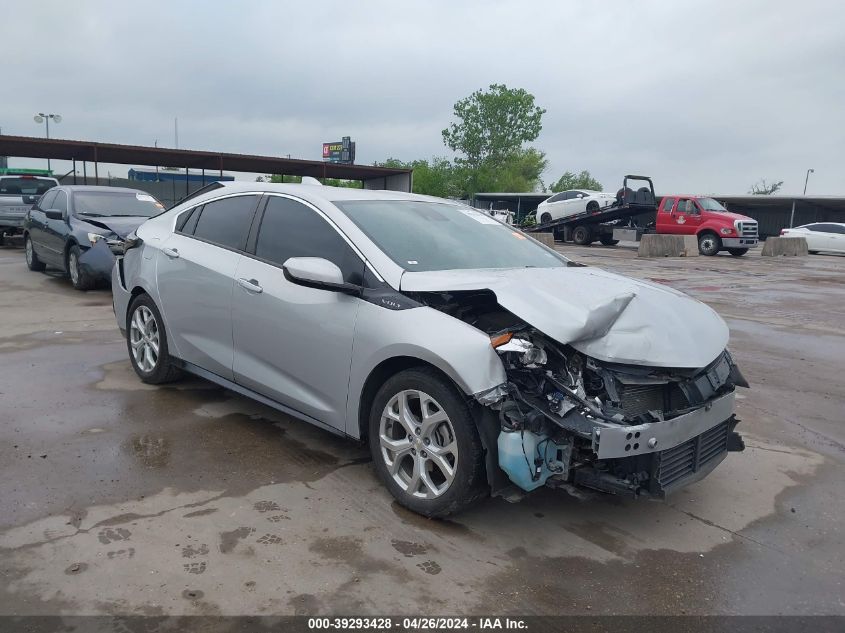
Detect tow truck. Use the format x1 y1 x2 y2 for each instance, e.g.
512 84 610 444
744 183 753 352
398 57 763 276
524 175 657 246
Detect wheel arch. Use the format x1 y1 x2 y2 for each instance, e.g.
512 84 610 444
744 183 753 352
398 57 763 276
357 356 464 442
356 354 506 496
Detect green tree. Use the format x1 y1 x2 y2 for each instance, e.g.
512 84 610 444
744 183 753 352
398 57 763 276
442 83 546 176
549 170 603 192
464 148 548 194
749 178 783 195
378 157 457 198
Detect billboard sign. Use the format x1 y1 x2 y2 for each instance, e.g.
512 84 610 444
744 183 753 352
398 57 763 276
322 136 355 164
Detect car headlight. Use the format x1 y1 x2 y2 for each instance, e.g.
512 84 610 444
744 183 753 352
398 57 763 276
88 232 106 246
720 227 733 235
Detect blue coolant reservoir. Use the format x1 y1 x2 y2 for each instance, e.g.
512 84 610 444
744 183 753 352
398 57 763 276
497 429 553 492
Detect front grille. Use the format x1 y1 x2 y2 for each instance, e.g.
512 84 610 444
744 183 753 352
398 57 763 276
655 420 730 489
737 221 758 238
617 383 664 418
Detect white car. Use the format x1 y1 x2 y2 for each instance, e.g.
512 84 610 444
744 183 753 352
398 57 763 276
535 189 616 224
781 223 845 254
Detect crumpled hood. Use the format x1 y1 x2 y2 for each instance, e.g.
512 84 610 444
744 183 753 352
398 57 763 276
82 216 147 239
400 267 729 369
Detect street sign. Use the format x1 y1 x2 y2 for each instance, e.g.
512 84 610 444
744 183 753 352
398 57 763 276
322 136 355 164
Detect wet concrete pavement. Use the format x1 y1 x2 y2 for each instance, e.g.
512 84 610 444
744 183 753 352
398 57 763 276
0 242 842 616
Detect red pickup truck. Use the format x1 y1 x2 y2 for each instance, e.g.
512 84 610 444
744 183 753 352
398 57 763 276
656 195 759 256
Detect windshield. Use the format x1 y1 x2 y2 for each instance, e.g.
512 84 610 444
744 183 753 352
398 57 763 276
336 200 568 272
697 197 727 212
0 177 56 196
74 191 164 217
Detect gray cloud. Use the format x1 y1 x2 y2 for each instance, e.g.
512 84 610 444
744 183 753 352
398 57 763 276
3 0 843 194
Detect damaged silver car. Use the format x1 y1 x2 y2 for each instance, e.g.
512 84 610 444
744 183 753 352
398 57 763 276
112 182 747 517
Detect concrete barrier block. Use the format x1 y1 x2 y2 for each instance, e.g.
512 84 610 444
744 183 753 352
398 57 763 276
761 237 808 257
637 234 695 258
532 232 556 248
682 235 700 257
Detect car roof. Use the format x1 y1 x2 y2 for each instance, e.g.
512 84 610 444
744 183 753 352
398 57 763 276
180 180 453 208
60 185 152 194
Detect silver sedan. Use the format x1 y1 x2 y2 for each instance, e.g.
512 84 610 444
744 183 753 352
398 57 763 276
113 182 747 516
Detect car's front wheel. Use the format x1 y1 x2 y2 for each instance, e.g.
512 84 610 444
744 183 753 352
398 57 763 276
25 235 46 271
369 368 487 517
127 294 183 384
67 245 95 290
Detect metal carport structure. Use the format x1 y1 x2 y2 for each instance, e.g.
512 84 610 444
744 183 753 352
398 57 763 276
0 135 413 194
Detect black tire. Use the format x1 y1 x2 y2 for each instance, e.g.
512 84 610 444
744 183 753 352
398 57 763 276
809 250 819 255
126 294 183 384
698 232 721 256
599 236 620 246
67 244 95 290
572 224 592 246
540 212 552 224
368 367 487 517
586 201 599 212
25 234 46 271
728 248 748 257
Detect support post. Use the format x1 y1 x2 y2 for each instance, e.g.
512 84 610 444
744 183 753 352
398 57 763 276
789 199 796 228
72 158 77 185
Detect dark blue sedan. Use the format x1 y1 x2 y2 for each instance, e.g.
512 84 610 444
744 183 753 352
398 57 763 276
23 186 164 290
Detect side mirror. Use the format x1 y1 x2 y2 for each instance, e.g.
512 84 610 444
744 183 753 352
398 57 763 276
282 257 360 295
45 209 63 220
577 194 585 199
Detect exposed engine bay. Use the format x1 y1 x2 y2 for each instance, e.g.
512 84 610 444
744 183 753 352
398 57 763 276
408 289 748 498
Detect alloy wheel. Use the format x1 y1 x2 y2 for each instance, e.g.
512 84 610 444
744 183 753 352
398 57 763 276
25 239 33 266
69 251 80 285
129 305 160 373
379 389 458 499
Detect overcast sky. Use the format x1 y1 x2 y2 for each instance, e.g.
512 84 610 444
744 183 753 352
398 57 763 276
3 0 843 195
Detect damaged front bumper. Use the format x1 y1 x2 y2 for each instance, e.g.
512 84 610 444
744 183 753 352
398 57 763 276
482 341 748 499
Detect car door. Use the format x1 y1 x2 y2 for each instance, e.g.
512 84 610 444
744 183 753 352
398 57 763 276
814 224 842 252
567 191 589 215
155 193 261 380
826 224 845 252
666 198 695 234
27 189 57 259
231 194 365 431
43 189 71 268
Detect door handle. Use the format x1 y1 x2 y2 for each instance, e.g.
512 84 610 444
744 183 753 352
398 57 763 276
162 247 179 259
237 278 263 293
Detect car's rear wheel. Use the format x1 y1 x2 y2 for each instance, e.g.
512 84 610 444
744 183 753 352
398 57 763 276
25 235 46 271
698 233 721 256
540 212 552 224
728 248 748 257
368 368 486 517
127 294 183 384
67 245 95 290
572 224 592 245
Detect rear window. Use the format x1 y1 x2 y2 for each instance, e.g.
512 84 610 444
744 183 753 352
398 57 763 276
74 191 165 218
0 177 57 196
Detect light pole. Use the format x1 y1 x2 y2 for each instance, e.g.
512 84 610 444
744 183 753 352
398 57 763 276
803 168 814 196
33 113 61 172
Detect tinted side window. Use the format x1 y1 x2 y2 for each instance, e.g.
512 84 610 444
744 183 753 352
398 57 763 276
52 191 68 213
829 225 845 234
662 197 675 212
191 196 258 250
255 196 364 285
547 193 565 203
176 205 199 233
38 190 58 210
